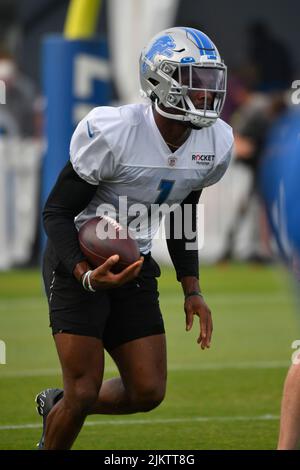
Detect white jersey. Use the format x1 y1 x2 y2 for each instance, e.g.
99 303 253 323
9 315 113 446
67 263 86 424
70 103 233 253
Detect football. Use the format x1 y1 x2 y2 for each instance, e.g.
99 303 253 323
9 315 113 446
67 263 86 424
78 216 140 272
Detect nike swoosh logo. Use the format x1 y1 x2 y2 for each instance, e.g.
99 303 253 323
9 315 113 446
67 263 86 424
87 120 94 138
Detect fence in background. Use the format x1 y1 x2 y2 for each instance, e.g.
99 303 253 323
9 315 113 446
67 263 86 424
0 138 43 269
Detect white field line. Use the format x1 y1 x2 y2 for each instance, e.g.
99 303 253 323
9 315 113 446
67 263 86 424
0 293 292 378
0 414 279 431
0 360 290 378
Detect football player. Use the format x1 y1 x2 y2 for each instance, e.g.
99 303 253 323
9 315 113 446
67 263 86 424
260 109 300 450
36 27 233 449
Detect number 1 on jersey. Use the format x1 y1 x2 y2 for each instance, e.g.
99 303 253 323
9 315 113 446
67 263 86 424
155 179 175 204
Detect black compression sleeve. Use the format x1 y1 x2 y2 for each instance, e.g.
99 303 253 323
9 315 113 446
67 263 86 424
166 190 202 281
43 161 98 274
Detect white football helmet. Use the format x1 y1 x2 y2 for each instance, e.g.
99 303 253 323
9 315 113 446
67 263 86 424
140 27 227 128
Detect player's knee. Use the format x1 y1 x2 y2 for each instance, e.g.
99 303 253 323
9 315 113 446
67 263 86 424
65 381 100 416
131 384 165 412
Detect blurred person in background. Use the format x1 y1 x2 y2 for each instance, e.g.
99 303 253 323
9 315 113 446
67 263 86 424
218 20 294 263
260 107 300 449
0 46 41 138
0 42 42 269
220 72 278 262
0 0 40 137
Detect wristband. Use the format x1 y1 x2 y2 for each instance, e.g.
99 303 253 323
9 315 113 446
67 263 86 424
82 270 96 293
185 291 203 300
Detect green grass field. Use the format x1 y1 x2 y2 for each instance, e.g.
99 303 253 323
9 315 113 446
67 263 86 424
0 264 298 450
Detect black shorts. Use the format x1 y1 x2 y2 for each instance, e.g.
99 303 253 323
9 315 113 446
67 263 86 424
42 247 165 352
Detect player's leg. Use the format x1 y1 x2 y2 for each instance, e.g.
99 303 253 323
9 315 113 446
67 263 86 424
44 333 104 450
39 253 110 449
277 363 300 450
89 333 167 415
45 333 104 450
88 255 167 415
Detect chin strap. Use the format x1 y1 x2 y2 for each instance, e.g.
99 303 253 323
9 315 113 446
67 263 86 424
154 100 214 128
155 100 188 122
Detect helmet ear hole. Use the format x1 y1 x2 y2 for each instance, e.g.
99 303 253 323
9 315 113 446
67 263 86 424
148 78 159 86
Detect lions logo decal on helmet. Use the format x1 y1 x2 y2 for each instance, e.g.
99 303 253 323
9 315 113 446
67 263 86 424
142 35 176 74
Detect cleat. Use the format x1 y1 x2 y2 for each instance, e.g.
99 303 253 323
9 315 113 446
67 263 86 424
35 388 64 449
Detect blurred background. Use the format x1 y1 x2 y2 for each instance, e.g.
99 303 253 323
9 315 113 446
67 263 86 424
0 0 300 450
0 0 299 268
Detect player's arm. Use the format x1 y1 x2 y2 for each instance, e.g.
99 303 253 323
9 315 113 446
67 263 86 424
166 190 213 349
43 162 142 289
43 161 96 275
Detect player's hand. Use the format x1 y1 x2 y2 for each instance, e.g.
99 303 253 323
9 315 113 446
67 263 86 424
90 255 144 289
184 295 213 349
